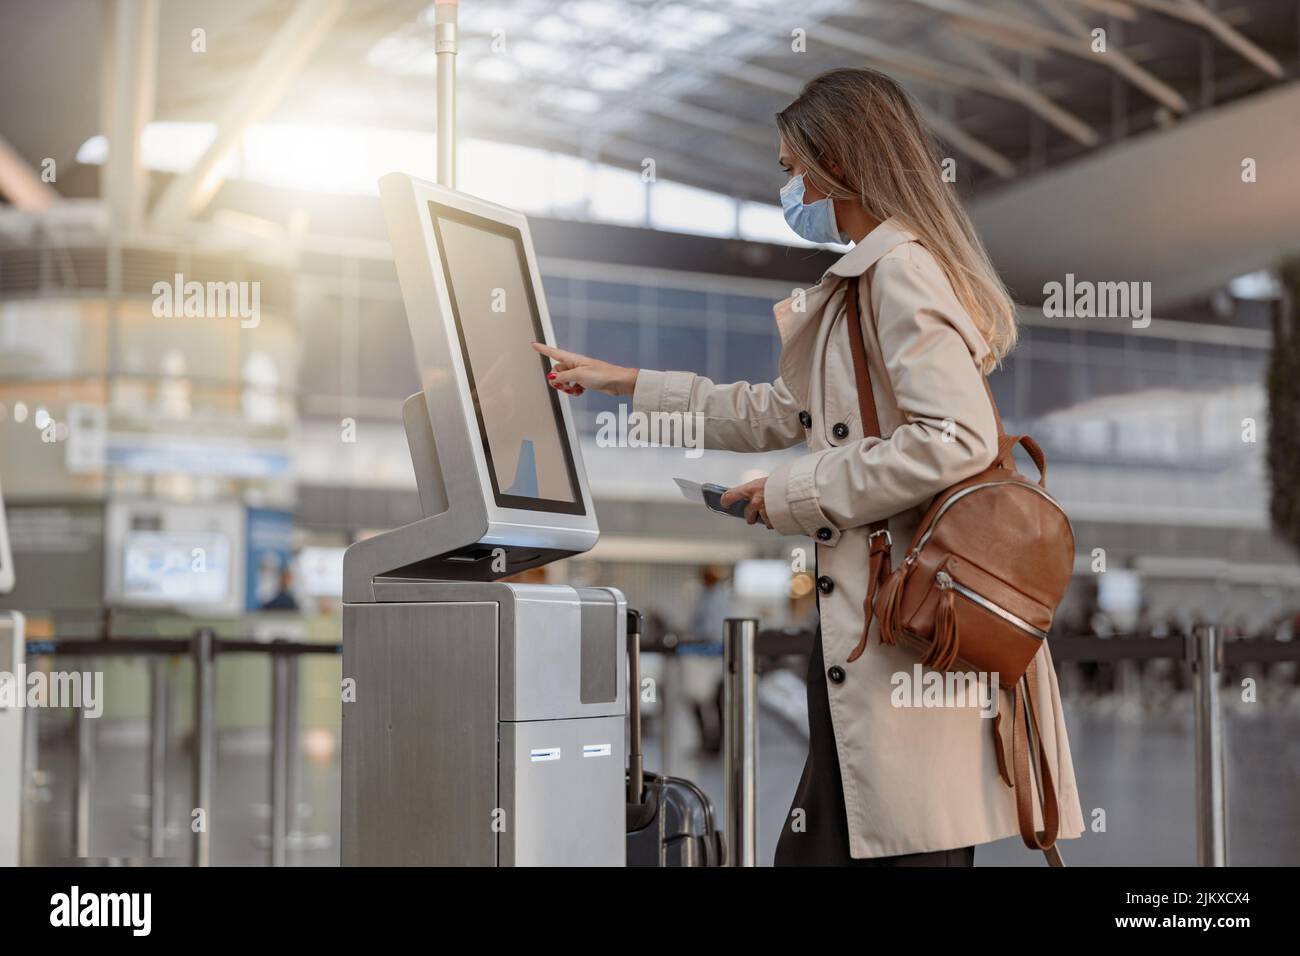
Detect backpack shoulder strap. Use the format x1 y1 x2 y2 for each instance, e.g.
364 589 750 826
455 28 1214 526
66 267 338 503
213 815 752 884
1012 656 1065 866
843 276 892 663
844 274 1009 442
843 274 883 443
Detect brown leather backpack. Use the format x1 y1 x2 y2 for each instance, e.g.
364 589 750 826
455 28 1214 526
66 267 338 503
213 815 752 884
842 276 1075 866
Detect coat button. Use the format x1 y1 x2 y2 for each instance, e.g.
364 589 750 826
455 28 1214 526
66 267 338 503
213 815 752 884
827 665 846 684
817 575 834 594
816 527 833 541
798 410 812 428
832 422 849 440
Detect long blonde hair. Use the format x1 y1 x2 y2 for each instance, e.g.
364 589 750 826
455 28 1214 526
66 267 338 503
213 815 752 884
776 67 1017 369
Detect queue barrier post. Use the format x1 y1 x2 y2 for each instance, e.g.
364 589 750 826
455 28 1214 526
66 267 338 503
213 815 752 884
722 617 759 867
148 655 169 858
191 628 216 867
1189 624 1229 867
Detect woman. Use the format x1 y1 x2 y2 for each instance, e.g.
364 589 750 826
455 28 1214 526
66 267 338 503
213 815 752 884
534 68 1084 866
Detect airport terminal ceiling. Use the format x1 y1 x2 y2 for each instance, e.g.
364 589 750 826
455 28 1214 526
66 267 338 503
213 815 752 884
5 1 1294 195
3 0 1298 202
5 0 1300 313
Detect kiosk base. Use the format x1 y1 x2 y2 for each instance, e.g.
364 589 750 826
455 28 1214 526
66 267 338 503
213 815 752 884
341 582 627 866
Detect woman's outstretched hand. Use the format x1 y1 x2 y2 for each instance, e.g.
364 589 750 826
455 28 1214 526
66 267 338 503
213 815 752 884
721 476 771 529
532 343 638 397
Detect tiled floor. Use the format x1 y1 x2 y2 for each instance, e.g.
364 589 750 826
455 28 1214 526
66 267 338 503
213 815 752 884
19 692 1300 866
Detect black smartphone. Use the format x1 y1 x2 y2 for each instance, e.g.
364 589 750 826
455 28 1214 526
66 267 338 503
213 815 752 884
701 482 750 519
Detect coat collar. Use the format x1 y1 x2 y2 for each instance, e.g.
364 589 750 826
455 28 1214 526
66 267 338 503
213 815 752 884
823 217 918 280
771 218 917 404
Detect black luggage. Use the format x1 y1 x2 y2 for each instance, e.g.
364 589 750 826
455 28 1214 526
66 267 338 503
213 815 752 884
625 609 726 867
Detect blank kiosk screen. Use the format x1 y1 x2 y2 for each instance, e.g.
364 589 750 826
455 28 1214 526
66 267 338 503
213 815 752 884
429 201 584 515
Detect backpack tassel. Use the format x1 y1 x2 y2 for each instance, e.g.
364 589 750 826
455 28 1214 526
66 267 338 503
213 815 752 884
924 584 960 671
846 610 871 663
992 701 1013 788
873 559 911 647
848 539 900 663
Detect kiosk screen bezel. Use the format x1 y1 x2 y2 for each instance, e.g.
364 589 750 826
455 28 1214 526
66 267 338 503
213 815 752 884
427 200 586 516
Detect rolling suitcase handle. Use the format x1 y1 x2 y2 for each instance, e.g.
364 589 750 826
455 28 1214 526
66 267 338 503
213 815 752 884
625 609 727 866
626 608 644 806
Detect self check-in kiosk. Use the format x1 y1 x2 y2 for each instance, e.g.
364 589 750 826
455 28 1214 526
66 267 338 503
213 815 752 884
343 0 625 866
340 174 627 866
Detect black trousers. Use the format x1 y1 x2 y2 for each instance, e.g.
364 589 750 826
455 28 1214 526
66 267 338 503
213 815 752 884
773 629 975 867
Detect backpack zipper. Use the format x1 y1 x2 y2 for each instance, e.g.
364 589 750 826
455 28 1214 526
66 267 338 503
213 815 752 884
910 480 1072 558
935 570 1049 640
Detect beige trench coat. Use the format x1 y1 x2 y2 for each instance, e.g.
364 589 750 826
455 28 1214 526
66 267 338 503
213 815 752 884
634 218 1085 858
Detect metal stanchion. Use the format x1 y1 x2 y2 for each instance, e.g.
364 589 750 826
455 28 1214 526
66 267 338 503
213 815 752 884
285 652 303 845
722 618 758 867
0 612 26 867
22 680 38 802
660 649 674 776
148 655 169 858
191 629 215 867
14 635 338 866
269 646 290 867
1190 624 1228 866
72 666 94 859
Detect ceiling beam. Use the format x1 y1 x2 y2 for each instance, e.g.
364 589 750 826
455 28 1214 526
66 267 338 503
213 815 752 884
939 32 1100 145
905 0 1189 112
464 87 781 190
1122 0 1284 78
920 108 1018 178
446 1 821 194
729 7 1010 100
102 0 159 231
640 98 778 149
0 136 58 212
149 0 347 229
1028 0 1191 112
731 63 1018 180
1060 0 1140 18
464 0 1019 191
474 69 780 151
719 10 1016 178
585 0 848 142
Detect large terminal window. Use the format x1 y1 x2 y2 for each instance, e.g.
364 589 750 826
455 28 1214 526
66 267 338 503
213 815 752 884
428 201 585 515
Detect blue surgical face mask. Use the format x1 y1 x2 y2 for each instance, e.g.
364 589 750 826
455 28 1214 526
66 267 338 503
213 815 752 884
780 173 847 245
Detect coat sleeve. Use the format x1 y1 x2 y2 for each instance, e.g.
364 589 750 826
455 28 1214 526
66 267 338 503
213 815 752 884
631 368 806 453
763 253 999 543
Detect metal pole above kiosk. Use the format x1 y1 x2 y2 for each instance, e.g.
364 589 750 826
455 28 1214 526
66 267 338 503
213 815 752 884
435 0 458 189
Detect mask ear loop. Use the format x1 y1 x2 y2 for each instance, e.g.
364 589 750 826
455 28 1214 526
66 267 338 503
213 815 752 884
824 189 846 242
801 156 853 239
